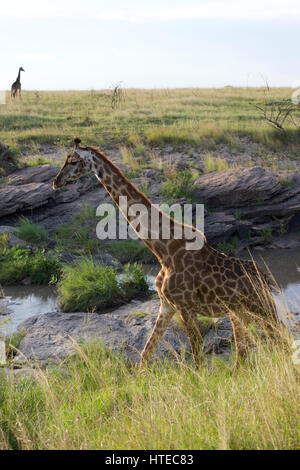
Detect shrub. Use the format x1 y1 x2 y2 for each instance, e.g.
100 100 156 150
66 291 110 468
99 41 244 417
5 329 27 360
119 262 150 300
160 169 195 203
54 205 98 254
57 258 150 312
14 218 48 244
261 228 273 245
0 246 61 285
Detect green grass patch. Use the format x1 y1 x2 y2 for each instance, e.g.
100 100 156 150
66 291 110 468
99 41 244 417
261 228 273 245
217 237 239 256
5 329 27 360
160 169 196 203
14 218 48 245
103 240 157 264
54 205 98 254
57 258 150 312
0 234 9 251
203 153 230 172
0 246 61 285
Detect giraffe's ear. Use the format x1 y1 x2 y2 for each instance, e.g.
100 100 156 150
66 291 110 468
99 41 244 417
74 137 81 149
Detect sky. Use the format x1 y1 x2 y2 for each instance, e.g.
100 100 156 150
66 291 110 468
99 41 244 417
0 0 300 90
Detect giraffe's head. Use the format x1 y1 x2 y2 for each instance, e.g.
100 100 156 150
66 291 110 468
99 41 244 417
19 67 25 72
52 137 94 189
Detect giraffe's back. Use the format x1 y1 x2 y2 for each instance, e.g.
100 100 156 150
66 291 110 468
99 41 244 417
166 244 276 318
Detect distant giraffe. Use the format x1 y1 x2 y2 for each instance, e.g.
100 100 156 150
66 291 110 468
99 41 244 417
53 138 280 367
11 67 25 98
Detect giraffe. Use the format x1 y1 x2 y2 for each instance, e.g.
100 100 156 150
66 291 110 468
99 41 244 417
11 67 25 99
53 138 280 367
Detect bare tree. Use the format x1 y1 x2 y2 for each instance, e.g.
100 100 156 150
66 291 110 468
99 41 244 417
254 82 298 136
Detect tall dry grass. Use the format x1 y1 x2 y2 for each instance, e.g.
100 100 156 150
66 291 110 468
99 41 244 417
0 326 298 450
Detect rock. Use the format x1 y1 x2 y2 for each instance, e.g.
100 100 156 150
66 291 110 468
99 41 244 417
287 212 300 233
204 213 250 245
0 225 27 247
0 367 40 383
47 239 57 249
271 234 300 249
57 252 122 270
203 317 233 354
0 143 18 175
0 182 54 217
0 339 6 365
204 222 236 242
192 167 282 208
0 298 13 315
140 169 159 179
92 253 122 270
14 300 233 364
21 276 32 286
0 166 93 219
172 160 189 171
6 165 59 185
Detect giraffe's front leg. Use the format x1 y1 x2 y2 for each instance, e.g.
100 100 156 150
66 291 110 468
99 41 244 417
140 301 175 366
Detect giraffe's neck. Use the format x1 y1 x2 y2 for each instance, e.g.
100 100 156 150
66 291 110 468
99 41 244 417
16 70 21 83
86 147 190 264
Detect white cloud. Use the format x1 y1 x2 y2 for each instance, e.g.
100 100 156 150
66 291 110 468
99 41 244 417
1 0 300 21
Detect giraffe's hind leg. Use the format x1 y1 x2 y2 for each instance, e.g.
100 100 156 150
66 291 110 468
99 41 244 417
179 309 204 365
140 301 175 366
229 312 252 367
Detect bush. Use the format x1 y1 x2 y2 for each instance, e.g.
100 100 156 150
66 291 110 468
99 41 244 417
54 205 98 254
160 170 195 203
119 262 150 299
57 258 150 312
0 246 61 285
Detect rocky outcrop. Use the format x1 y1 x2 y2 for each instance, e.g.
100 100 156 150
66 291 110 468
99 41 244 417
192 167 300 248
14 299 233 364
0 165 94 219
192 167 282 208
1 163 300 250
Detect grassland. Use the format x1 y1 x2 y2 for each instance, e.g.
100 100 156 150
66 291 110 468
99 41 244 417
1 87 300 159
0 337 299 450
1 88 299 451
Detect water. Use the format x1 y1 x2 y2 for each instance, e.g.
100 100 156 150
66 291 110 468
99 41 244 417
0 285 58 335
246 248 300 328
1 249 300 335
